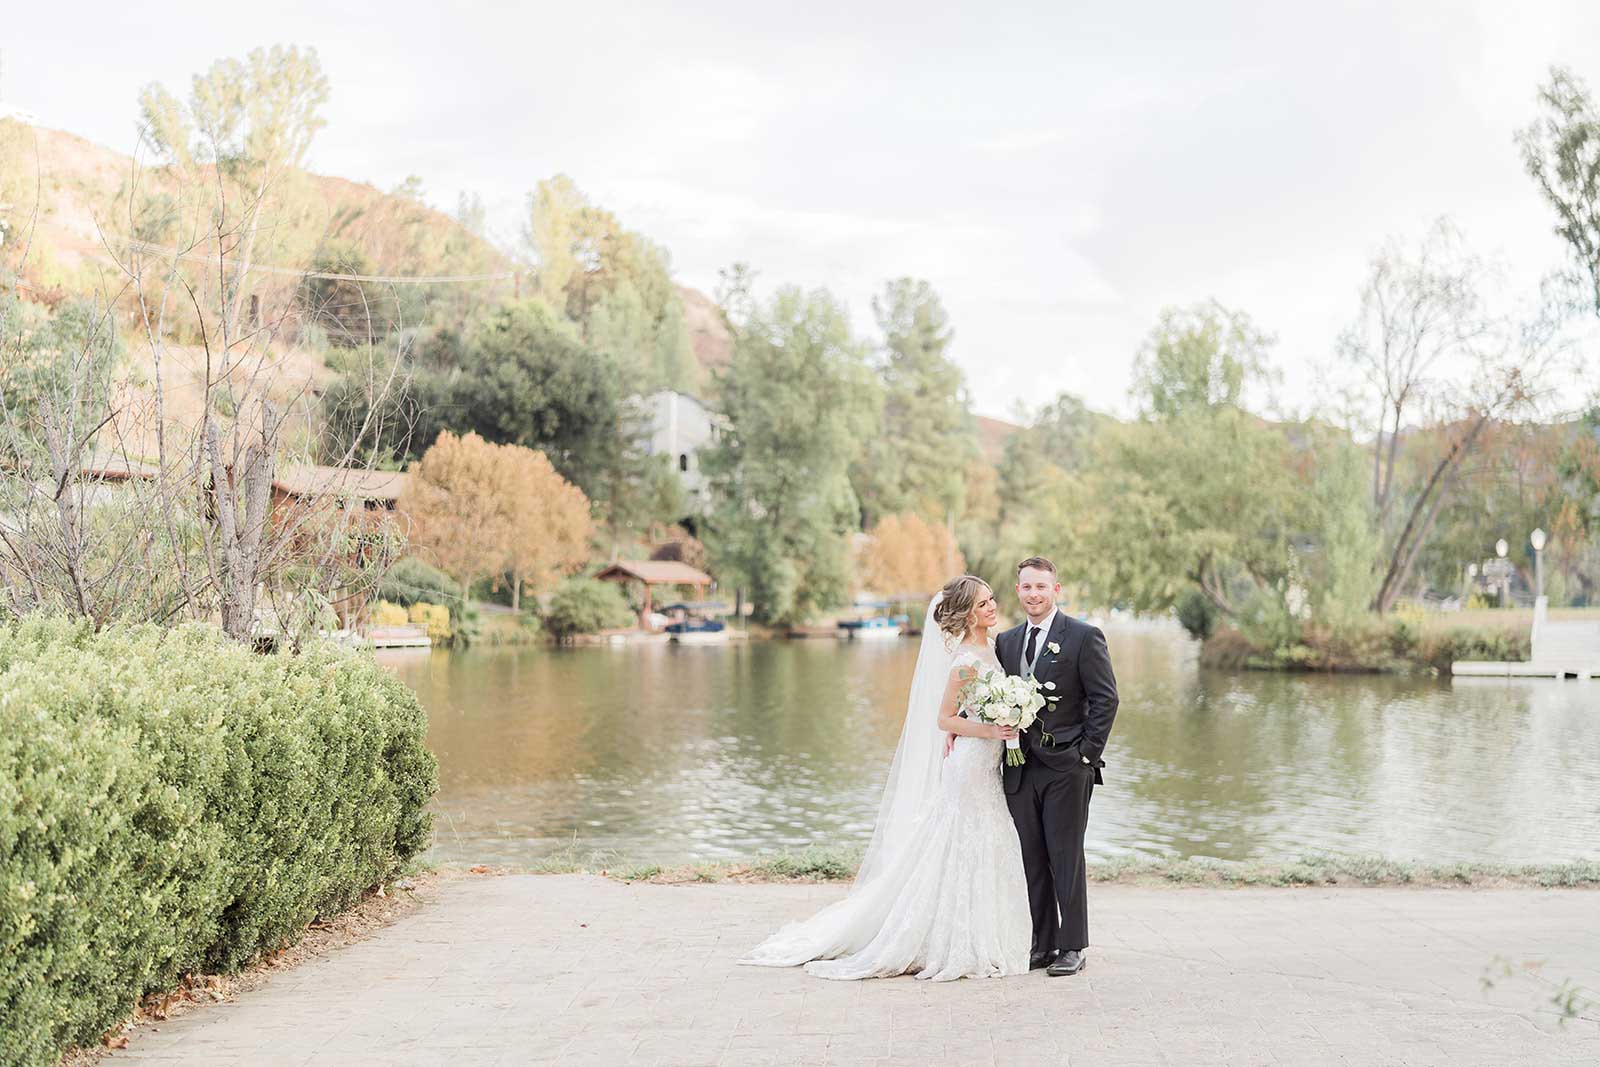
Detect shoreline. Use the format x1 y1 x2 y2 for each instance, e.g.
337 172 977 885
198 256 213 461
451 848 1600 890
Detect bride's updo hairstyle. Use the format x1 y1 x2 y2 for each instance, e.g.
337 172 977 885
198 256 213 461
933 575 990 642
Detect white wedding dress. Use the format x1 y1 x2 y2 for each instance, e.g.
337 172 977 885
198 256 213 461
740 599 1031 981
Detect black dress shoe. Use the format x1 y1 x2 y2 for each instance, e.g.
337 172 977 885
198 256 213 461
1028 949 1060 971
1046 950 1085 976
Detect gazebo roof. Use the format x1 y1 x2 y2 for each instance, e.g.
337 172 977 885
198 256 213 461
594 560 713 586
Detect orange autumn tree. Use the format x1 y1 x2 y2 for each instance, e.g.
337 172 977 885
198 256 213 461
399 431 592 607
858 512 965 598
503 448 591 610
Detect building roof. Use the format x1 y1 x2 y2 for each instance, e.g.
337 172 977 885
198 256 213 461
273 465 408 502
594 560 713 586
80 455 164 481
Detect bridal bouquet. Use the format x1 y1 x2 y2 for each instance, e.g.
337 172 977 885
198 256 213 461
960 670 1045 766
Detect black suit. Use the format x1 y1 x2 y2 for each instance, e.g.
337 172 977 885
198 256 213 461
997 611 1118 955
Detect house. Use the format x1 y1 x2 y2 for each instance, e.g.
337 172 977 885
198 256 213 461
270 464 408 513
643 391 718 503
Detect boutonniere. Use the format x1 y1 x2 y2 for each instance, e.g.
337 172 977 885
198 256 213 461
1047 641 1060 655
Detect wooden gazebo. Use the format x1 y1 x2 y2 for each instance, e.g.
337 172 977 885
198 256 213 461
594 560 713 620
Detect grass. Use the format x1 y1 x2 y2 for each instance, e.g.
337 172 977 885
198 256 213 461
1423 606 1600 632
449 848 1600 889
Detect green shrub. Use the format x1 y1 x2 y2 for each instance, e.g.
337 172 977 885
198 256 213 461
375 556 463 610
0 619 437 1067
543 578 633 639
1419 627 1530 672
1174 589 1219 641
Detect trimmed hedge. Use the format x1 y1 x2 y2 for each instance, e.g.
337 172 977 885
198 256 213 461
0 619 437 1067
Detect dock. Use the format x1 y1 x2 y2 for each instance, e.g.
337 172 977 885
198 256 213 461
1452 597 1599 680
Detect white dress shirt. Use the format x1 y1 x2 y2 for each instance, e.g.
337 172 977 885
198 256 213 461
1021 608 1058 678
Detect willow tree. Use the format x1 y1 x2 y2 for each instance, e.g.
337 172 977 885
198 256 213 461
1519 66 1600 319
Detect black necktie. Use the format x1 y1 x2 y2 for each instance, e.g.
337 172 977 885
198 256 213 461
1024 626 1039 673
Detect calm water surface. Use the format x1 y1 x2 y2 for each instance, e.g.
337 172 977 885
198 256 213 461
380 624 1600 866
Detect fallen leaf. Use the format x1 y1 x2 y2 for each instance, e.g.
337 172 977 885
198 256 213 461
105 1036 129 1049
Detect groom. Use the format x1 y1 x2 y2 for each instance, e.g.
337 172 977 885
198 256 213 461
997 556 1119 977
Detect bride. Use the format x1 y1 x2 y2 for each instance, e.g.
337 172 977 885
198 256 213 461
740 575 1031 981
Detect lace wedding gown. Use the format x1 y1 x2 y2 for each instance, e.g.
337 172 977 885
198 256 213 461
741 640 1031 981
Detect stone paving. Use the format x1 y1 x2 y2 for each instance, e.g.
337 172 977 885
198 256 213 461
107 875 1600 1066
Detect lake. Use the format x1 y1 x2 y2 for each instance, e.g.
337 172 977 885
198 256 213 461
381 623 1600 868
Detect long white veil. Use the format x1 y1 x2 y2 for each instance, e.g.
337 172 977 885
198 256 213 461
741 593 954 966
851 592 953 887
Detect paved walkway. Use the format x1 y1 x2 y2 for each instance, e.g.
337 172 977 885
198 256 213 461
109 875 1600 1066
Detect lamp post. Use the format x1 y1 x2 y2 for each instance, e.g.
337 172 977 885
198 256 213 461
1495 539 1509 608
1530 528 1546 601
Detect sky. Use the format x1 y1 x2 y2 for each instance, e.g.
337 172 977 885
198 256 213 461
6 0 1597 420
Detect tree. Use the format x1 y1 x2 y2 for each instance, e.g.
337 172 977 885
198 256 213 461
858 512 965 597
398 431 516 599
1130 301 1276 420
138 45 331 339
525 175 691 390
1337 219 1483 529
702 287 879 625
502 448 592 611
301 241 386 347
399 432 594 611
995 393 1100 524
1518 67 1600 318
1072 411 1311 618
852 279 975 528
1337 223 1571 612
445 300 626 492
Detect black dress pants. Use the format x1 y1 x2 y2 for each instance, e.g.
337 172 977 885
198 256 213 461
1005 759 1094 953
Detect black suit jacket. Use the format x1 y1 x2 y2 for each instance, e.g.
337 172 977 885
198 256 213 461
997 611 1119 791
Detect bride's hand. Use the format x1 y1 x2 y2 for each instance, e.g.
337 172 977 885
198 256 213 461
988 724 1018 741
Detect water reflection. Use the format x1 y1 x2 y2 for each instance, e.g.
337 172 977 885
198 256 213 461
382 626 1600 866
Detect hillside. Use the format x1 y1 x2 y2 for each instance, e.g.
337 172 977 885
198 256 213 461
4 121 1020 462
1 123 510 290
1 122 743 447
678 284 733 381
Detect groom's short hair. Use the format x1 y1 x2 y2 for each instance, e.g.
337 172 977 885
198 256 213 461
1016 556 1057 578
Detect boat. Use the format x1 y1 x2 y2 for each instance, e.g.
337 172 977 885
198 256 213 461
667 618 729 644
837 614 909 640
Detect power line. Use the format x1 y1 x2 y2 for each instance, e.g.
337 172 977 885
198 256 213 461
112 234 519 285
29 219 520 286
